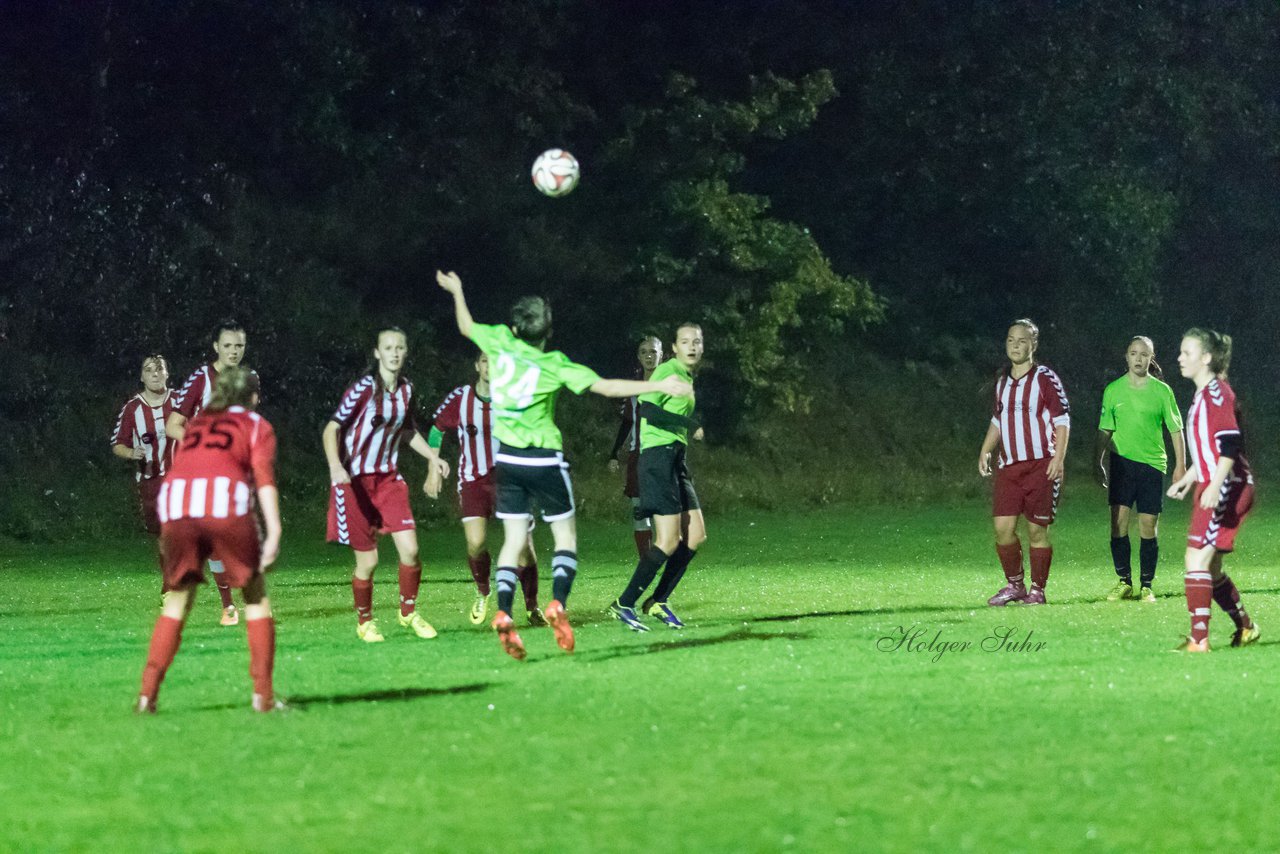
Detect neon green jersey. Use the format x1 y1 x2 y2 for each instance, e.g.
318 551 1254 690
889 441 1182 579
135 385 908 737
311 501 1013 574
468 323 600 451
1098 375 1183 473
639 359 695 450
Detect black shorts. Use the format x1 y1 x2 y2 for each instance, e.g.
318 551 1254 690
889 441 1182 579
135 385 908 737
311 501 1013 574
495 445 575 522
638 443 701 517
1108 454 1164 515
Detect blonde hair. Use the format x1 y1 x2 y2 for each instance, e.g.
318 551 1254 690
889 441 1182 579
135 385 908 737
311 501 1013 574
1184 328 1232 378
207 366 260 411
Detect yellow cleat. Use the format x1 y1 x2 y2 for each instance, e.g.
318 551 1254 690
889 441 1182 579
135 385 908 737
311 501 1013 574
1106 581 1134 601
398 610 438 639
1138 586 1156 603
469 592 491 625
357 620 385 643
1231 623 1260 648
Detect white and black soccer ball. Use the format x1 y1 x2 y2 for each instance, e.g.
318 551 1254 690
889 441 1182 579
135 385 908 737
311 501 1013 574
531 148 580 198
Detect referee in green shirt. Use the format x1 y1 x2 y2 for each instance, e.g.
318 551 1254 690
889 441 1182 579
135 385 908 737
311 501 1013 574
1095 336 1186 602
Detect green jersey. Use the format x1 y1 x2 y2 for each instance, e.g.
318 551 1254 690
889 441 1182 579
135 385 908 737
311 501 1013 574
639 359 695 450
1098 374 1183 473
468 323 601 451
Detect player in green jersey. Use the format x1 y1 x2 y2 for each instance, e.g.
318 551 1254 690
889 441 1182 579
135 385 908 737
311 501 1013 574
1095 335 1186 602
609 322 706 631
435 270 692 659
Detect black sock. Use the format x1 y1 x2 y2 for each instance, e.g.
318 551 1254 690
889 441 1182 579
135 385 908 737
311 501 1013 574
1109 536 1131 583
618 546 670 608
653 544 697 602
495 567 519 615
1139 537 1158 587
551 550 578 605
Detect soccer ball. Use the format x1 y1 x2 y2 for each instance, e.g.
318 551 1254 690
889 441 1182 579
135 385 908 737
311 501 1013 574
531 149 580 197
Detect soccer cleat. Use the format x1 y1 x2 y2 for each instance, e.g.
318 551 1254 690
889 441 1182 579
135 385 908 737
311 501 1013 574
221 605 240 627
642 598 685 629
469 592 491 625
356 620 385 643
252 694 291 713
543 600 575 653
1138 586 1156 603
398 610 438 639
1106 581 1134 601
1023 587 1047 606
526 608 548 627
987 584 1028 607
607 600 650 632
135 695 157 715
492 611 527 661
1173 636 1209 653
1230 623 1261 648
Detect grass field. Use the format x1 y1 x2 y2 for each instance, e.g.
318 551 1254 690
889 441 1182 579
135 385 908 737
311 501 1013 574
2 489 1278 852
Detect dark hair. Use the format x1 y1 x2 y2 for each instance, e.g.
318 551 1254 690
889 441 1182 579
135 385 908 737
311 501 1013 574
1125 335 1163 380
212 319 245 342
1184 327 1232 378
141 354 169 374
511 296 552 345
208 366 260 411
674 321 703 338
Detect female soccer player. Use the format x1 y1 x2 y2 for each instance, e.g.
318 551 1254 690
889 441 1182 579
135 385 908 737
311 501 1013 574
1095 336 1185 602
112 355 174 536
324 327 451 643
136 367 283 713
425 352 543 627
978 319 1071 606
435 269 692 660
609 323 707 631
608 335 664 558
1166 328 1260 652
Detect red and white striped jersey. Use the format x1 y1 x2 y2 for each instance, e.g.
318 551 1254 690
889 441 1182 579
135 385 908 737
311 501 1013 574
431 384 498 484
991 364 1071 466
111 391 174 481
158 406 276 522
173 363 219 421
331 375 418 476
1186 377 1252 484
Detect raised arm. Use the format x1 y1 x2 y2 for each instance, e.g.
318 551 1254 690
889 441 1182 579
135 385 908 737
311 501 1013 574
590 375 692 400
435 270 474 338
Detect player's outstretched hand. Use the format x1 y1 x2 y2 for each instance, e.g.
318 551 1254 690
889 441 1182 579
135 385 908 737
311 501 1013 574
436 270 462 294
978 452 993 478
260 533 281 572
658 377 693 398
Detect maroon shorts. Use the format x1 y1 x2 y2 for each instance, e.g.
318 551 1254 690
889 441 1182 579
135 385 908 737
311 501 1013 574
160 516 260 592
459 474 497 521
624 450 640 498
993 458 1060 525
328 473 415 552
1188 480 1254 552
138 477 164 536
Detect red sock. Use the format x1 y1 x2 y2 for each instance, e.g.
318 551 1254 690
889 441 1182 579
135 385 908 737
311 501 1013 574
140 615 184 702
1212 575 1250 630
215 575 234 609
517 562 540 611
634 530 652 559
1185 570 1213 643
995 542 1024 586
352 576 374 623
246 617 275 707
398 562 422 617
1029 546 1052 589
468 552 492 596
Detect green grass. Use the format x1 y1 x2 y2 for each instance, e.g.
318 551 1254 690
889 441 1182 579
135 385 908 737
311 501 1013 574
3 486 1278 852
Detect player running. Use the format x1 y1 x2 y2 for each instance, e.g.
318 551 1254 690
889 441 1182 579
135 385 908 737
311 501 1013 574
434 269 692 660
607 335 664 559
1166 328 1260 652
324 327 451 643
425 352 544 627
609 323 707 631
166 319 249 626
136 367 283 713
111 355 174 537
1095 336 1185 603
978 319 1071 606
